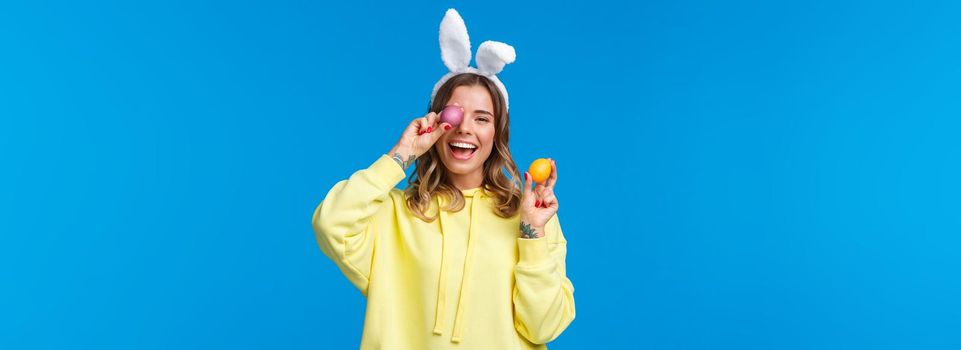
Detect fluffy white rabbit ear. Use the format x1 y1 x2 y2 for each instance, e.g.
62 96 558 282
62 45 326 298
476 41 515 75
439 8 471 72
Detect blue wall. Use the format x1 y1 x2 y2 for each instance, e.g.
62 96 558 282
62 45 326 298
2 1 959 348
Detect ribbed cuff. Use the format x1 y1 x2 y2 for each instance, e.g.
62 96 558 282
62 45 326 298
517 237 550 266
369 154 407 189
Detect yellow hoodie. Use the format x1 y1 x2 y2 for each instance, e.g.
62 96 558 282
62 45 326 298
312 154 576 349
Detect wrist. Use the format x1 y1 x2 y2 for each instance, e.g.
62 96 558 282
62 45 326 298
389 145 417 170
518 220 545 239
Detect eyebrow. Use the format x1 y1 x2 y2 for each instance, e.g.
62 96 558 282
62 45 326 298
474 110 493 116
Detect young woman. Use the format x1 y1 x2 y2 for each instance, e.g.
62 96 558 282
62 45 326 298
312 9 574 350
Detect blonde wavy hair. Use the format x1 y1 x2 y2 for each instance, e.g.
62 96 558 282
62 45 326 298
404 73 522 222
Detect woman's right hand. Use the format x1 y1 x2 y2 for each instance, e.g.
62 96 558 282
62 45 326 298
388 111 453 169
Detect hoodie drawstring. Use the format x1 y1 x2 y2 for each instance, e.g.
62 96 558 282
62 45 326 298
432 188 483 343
432 195 449 336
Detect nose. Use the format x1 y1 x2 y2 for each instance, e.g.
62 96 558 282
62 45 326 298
455 119 473 134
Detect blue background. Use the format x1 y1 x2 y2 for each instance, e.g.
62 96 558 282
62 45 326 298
2 1 959 348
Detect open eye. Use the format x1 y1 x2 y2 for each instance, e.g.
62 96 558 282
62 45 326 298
476 116 490 123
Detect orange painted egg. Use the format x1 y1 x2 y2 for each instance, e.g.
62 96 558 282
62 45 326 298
528 158 551 184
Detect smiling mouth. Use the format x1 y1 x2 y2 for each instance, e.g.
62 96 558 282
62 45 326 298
448 143 477 160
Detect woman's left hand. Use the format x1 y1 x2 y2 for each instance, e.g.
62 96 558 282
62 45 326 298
520 159 558 239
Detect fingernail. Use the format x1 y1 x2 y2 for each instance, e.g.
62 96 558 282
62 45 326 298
444 124 451 130
535 200 540 207
427 127 432 133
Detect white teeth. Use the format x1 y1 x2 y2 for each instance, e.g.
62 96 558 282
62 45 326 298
449 142 477 149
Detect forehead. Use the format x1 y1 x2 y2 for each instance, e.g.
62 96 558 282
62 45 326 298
448 85 494 111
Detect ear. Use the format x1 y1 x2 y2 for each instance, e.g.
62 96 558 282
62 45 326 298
439 8 471 72
476 41 515 75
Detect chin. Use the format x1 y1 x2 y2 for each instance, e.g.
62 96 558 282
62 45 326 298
441 158 475 174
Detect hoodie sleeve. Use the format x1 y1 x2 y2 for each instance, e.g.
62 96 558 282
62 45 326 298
512 214 576 344
311 154 406 295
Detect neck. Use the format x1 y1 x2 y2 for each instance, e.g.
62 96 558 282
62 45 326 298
449 171 484 191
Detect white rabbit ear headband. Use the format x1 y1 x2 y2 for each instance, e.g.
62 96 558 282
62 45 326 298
430 8 516 110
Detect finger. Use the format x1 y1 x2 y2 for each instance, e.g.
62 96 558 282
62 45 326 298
523 172 534 201
406 117 421 134
533 187 543 208
422 116 433 134
413 117 424 135
445 102 463 113
542 193 557 209
539 188 553 208
415 116 431 135
425 111 439 126
545 158 558 189
534 184 547 202
429 122 452 143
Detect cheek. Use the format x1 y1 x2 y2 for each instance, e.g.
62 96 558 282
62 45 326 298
481 130 496 153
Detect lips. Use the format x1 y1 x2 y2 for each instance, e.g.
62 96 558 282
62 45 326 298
448 143 477 160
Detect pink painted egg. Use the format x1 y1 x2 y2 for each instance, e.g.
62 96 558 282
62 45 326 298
440 105 464 127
